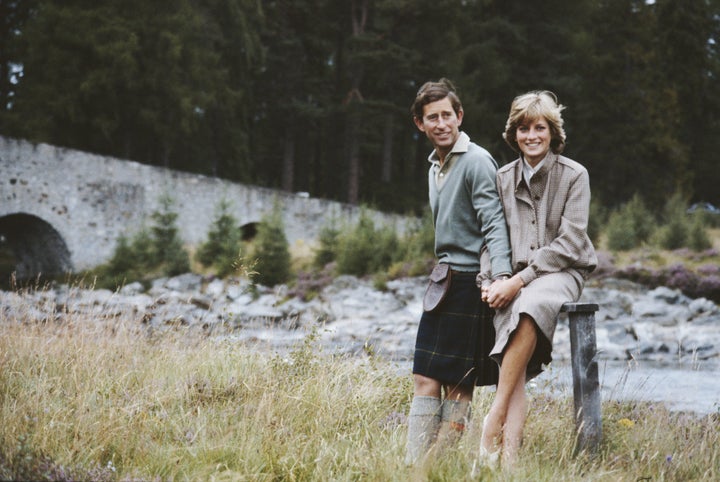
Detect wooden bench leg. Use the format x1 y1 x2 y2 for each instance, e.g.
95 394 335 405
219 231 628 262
561 302 601 455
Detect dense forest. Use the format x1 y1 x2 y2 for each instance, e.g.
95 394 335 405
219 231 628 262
1 0 719 215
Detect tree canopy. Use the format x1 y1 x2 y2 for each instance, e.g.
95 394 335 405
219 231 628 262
2 0 719 214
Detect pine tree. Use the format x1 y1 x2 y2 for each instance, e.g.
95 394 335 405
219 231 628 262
251 203 291 287
196 199 243 277
150 195 190 276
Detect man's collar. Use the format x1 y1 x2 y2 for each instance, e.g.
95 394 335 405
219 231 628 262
427 131 470 164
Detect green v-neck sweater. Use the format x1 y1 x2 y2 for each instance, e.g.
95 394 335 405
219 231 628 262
427 132 512 277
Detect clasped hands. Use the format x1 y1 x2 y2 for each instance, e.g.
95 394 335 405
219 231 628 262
480 276 523 309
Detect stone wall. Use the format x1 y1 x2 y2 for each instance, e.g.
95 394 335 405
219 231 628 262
0 136 413 277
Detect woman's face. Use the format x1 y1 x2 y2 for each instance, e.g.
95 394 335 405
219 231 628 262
516 116 551 167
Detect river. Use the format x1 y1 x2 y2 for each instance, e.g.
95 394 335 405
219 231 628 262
532 359 720 416
391 358 719 416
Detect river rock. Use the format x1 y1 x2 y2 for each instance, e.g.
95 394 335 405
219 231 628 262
1 275 719 365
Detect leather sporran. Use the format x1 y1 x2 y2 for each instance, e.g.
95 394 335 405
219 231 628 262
422 263 452 312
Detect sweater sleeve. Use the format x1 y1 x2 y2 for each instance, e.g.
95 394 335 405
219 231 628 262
469 151 512 278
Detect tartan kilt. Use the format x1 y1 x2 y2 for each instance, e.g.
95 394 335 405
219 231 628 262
412 271 499 387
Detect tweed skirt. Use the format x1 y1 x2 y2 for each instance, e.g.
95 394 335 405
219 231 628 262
490 270 583 379
412 271 498 388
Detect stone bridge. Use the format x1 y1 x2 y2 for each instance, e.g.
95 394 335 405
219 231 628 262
0 136 413 282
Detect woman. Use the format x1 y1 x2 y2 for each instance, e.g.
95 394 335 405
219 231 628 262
476 91 597 469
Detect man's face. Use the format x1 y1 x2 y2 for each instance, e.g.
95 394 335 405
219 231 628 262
414 97 463 155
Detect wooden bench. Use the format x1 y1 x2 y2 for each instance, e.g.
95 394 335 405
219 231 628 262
561 302 601 455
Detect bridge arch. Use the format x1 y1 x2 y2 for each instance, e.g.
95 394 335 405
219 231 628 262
240 222 259 241
0 135 412 279
0 213 73 284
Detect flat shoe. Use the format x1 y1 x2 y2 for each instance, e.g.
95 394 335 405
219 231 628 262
476 415 500 471
470 446 500 477
478 445 500 469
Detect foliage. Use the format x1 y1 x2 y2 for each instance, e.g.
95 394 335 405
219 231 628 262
98 234 149 289
606 194 656 251
612 246 720 303
2 0 262 176
3 1 719 213
605 212 640 252
313 209 434 280
604 191 713 256
88 196 189 289
195 199 244 277
149 195 191 276
687 213 713 252
653 192 691 251
313 221 340 269
334 213 376 276
250 203 291 287
587 197 607 245
389 210 436 277
335 211 402 277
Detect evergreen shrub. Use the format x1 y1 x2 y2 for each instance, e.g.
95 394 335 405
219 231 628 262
605 210 639 251
389 212 435 277
335 211 401 277
606 194 655 251
251 204 291 287
323 210 434 279
130 229 156 269
687 212 712 252
150 195 190 276
653 193 690 250
587 197 607 245
195 199 244 277
90 196 190 289
313 222 340 268
374 225 401 270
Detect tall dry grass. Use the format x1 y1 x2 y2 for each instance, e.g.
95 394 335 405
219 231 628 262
1 294 718 481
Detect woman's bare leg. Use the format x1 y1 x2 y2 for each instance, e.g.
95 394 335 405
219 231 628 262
501 374 528 466
479 315 537 465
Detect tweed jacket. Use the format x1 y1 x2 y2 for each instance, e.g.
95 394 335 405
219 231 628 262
487 152 597 285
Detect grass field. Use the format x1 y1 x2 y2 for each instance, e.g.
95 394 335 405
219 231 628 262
1 309 718 481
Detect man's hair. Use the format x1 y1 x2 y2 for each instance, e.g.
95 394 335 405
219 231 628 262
410 78 463 120
502 90 567 154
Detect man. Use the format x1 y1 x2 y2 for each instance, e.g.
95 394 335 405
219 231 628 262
405 78 512 465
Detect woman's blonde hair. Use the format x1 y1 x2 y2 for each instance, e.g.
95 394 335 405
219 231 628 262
502 91 566 154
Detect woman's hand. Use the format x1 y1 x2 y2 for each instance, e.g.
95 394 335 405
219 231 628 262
486 276 523 309
480 279 492 303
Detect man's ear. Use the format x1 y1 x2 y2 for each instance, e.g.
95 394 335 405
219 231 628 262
413 116 425 132
457 108 464 126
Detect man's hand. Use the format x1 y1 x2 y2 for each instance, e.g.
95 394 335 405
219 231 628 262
485 276 523 309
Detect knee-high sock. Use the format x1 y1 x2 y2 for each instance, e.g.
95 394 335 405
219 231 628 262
404 396 441 465
438 399 471 447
